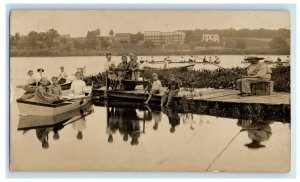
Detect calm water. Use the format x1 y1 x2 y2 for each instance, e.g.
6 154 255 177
10 90 290 172
10 55 290 172
10 55 289 84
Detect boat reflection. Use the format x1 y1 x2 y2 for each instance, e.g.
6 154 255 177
18 103 94 149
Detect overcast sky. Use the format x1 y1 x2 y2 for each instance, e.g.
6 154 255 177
10 10 290 37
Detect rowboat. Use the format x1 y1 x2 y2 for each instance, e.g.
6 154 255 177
17 92 92 116
149 64 195 71
18 102 93 130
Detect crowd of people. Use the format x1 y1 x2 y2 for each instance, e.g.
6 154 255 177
21 66 88 104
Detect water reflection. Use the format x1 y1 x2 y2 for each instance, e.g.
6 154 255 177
105 105 152 145
237 118 272 149
18 103 94 149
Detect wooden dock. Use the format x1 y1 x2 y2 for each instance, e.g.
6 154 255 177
92 86 290 121
93 86 290 106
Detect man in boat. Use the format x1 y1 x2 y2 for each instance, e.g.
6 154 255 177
236 56 272 96
48 76 62 96
26 70 36 86
69 72 87 98
144 73 162 105
161 74 180 107
29 77 61 104
104 52 117 90
58 66 68 84
115 55 128 90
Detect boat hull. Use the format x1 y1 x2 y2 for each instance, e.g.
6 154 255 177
17 96 91 116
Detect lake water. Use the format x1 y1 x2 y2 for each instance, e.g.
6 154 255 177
10 55 289 85
10 89 290 172
10 55 291 172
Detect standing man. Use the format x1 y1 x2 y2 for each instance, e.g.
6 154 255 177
104 52 116 89
236 57 272 96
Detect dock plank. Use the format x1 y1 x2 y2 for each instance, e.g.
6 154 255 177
93 86 290 106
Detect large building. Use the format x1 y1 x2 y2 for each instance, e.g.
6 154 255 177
115 33 131 44
144 31 185 45
202 34 219 43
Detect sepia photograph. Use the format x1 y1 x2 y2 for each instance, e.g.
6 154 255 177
9 10 291 172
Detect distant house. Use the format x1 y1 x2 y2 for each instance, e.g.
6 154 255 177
202 34 219 43
100 36 115 44
115 33 131 44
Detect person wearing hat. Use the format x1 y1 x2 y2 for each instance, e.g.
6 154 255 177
236 56 272 96
144 72 162 104
35 68 44 86
161 74 180 107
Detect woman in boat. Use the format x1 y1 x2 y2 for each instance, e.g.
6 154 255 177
69 72 87 98
35 68 44 86
30 77 61 104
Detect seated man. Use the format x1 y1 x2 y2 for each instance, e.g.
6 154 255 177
28 77 61 104
161 74 180 107
58 66 68 84
68 72 87 98
236 57 272 96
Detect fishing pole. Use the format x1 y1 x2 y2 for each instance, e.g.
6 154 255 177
195 56 245 77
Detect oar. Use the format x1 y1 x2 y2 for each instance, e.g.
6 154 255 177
195 56 245 77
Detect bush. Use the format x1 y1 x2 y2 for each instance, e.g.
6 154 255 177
85 66 290 92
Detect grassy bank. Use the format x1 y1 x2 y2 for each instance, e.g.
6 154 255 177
84 66 290 92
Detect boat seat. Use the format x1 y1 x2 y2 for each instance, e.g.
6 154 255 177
251 81 274 96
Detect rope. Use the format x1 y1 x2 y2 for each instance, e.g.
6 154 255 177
205 129 242 171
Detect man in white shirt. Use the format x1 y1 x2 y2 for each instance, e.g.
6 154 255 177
68 72 87 98
58 66 68 84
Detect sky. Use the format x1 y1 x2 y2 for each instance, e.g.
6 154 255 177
10 10 290 37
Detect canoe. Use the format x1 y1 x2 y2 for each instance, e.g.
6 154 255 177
149 64 195 71
60 80 72 90
17 93 92 116
18 102 93 130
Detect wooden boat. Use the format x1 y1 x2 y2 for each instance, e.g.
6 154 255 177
149 64 195 71
17 92 92 116
60 80 72 90
18 102 93 130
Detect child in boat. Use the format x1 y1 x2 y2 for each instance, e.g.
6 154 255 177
29 77 61 104
115 55 128 90
144 73 162 104
48 76 62 96
69 72 87 98
58 66 68 84
128 55 140 81
161 74 180 107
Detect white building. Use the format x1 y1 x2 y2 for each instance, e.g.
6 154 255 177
144 31 185 45
202 34 219 43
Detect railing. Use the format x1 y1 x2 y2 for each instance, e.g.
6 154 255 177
105 69 147 90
